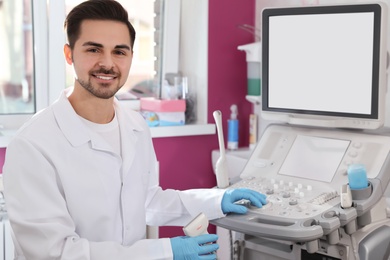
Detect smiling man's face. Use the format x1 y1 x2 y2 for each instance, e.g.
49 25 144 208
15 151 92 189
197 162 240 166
64 19 133 99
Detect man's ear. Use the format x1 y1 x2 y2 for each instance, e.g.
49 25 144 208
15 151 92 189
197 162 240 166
64 44 73 65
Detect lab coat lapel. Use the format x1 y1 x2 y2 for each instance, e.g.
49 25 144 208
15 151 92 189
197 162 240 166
114 99 144 178
52 89 90 147
52 88 118 154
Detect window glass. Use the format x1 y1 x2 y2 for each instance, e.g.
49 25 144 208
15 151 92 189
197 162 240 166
64 0 158 99
0 0 35 114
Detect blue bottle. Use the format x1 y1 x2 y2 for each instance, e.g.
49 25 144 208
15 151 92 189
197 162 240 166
227 104 239 150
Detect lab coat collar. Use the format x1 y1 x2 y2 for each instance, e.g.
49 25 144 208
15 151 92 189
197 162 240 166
52 88 145 149
52 88 90 147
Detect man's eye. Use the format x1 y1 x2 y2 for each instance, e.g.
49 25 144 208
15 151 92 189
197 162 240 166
114 50 126 56
87 48 99 53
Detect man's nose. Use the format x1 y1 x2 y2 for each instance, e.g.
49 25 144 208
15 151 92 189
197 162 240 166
98 53 114 69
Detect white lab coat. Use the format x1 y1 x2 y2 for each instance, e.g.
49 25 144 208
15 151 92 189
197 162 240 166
3 88 225 260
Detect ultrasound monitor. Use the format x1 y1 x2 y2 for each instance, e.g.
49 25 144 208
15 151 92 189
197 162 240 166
261 2 388 129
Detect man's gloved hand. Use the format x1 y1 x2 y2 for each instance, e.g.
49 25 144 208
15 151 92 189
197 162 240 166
170 234 219 260
221 188 268 214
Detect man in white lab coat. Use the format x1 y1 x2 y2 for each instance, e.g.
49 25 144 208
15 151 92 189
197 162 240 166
3 0 267 259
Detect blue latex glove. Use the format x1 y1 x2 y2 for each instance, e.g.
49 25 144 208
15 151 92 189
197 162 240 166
221 188 268 214
170 234 219 260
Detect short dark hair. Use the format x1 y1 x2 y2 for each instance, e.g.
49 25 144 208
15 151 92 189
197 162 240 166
64 0 136 50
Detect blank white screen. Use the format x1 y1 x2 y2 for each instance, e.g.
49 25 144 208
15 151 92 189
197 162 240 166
279 135 350 182
268 12 374 114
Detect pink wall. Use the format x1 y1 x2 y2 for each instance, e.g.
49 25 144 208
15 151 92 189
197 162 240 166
156 0 255 238
0 148 5 173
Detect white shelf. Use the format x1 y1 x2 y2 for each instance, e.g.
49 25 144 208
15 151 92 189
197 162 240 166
0 130 17 148
150 123 216 138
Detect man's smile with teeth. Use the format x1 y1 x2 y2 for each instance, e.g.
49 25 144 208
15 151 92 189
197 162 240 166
94 75 115 80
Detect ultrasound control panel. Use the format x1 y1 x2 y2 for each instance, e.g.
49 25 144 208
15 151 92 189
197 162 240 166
211 124 390 248
231 176 339 220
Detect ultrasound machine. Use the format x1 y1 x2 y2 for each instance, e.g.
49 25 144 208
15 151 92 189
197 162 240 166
211 2 390 259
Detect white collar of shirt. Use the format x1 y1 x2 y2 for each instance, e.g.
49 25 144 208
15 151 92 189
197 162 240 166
78 112 122 156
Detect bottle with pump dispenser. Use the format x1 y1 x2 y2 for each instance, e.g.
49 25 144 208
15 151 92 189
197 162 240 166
227 104 239 150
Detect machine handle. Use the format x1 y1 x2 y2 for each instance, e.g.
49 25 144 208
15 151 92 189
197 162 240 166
211 213 324 242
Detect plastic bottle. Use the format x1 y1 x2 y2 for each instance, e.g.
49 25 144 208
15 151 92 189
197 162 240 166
227 104 239 150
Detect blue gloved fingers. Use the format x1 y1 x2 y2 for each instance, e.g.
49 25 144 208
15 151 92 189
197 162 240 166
194 234 219 256
232 188 267 208
171 235 219 259
222 189 245 214
193 234 218 244
247 188 267 202
226 204 248 214
221 188 268 214
242 189 268 207
198 242 219 255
